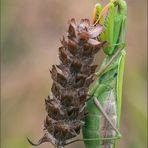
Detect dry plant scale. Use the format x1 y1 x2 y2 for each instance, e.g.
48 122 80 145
28 0 127 148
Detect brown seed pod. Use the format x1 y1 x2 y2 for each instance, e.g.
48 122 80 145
28 18 104 148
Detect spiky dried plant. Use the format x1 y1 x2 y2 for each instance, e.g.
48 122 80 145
28 18 104 148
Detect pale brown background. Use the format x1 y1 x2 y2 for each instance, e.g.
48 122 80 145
1 0 147 148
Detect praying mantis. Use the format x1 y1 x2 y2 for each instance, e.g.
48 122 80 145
82 0 127 148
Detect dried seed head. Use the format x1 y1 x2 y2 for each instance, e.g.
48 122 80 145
28 18 104 147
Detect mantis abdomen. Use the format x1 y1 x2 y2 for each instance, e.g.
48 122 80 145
83 51 125 148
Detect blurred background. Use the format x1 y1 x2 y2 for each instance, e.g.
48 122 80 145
1 0 147 148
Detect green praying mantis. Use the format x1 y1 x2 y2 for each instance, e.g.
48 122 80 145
82 0 127 148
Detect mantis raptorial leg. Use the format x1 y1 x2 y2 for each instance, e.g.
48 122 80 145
95 45 125 77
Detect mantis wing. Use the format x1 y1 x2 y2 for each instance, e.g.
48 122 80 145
116 50 126 128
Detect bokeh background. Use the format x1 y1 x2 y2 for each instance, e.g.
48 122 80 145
1 0 147 148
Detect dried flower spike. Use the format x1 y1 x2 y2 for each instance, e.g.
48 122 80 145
28 18 104 148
